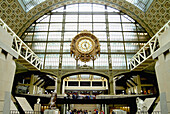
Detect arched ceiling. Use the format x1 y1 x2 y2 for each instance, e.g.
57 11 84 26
0 0 169 37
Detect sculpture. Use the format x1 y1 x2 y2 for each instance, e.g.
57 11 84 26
136 97 147 113
37 98 40 104
49 92 57 109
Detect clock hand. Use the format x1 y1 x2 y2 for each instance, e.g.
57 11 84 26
84 43 88 50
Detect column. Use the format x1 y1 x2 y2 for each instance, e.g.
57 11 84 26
106 80 108 89
54 78 58 93
0 25 19 114
78 80 80 87
113 79 116 95
57 77 61 94
109 78 113 94
105 104 107 114
136 75 141 94
102 104 104 111
29 74 35 94
153 23 170 114
62 80 65 94
63 104 66 114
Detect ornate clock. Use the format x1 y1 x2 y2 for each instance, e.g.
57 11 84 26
70 30 100 62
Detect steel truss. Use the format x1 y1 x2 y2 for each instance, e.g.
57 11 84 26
0 18 42 70
129 20 170 71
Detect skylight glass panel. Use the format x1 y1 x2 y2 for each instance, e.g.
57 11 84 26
45 54 59 69
109 23 122 31
46 43 60 52
93 23 106 31
108 15 120 22
48 32 62 41
35 24 48 31
79 23 92 31
93 4 105 12
94 54 108 69
51 15 63 22
79 4 92 12
66 15 78 22
100 43 108 52
64 32 77 41
107 7 119 12
63 42 71 52
121 15 135 22
62 54 76 69
32 43 46 52
125 0 153 12
52 7 64 12
66 4 78 12
24 33 33 41
124 32 138 41
110 43 124 52
36 15 50 22
49 23 62 31
33 32 47 41
93 32 107 41
125 43 139 52
112 54 126 69
79 15 92 22
93 15 105 22
65 23 77 31
122 23 136 31
18 0 46 12
109 32 123 41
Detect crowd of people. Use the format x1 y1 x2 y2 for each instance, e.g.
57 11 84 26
65 93 96 100
66 109 105 114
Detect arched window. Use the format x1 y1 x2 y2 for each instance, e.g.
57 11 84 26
21 3 150 70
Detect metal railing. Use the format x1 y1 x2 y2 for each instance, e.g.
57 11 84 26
10 110 41 114
129 20 170 71
0 18 42 70
137 111 161 114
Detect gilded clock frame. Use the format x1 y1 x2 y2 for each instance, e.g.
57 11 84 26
76 36 95 54
70 30 100 62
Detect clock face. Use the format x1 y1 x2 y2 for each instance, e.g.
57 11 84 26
76 37 94 53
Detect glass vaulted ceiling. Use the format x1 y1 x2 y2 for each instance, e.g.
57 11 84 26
21 3 150 70
18 0 46 12
18 0 153 12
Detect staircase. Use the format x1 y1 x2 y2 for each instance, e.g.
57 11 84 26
71 104 98 112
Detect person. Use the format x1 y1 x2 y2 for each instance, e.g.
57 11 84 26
72 93 76 99
67 93 70 99
88 110 92 114
100 110 104 114
96 109 98 114
66 110 70 114
84 110 88 114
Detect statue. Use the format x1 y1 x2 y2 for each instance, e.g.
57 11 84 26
136 97 147 113
49 92 57 109
37 98 40 104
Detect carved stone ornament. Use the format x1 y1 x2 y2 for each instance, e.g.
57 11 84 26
70 30 100 62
